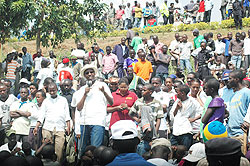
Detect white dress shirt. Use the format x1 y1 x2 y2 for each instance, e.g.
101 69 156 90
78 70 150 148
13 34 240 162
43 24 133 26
71 81 113 127
38 95 71 132
170 97 201 136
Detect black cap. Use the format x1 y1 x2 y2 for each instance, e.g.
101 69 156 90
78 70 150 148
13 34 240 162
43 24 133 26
205 138 242 156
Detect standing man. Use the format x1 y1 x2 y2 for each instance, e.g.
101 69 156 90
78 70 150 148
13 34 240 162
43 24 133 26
102 46 119 79
177 34 194 73
233 0 243 30
72 64 113 158
160 0 169 25
21 47 33 81
244 29 250 69
204 0 214 23
115 5 125 30
33 49 44 82
124 3 132 30
71 42 88 66
196 0 205 22
227 70 250 149
10 87 37 143
134 52 153 82
243 0 250 18
153 35 164 54
112 38 129 78
143 2 152 26
34 82 71 162
152 1 160 25
214 33 226 64
220 0 228 20
0 83 18 146
169 33 181 69
106 2 116 26
222 32 233 65
155 45 171 82
229 32 244 69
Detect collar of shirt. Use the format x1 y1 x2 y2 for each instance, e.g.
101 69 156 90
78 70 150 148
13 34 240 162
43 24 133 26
115 89 130 96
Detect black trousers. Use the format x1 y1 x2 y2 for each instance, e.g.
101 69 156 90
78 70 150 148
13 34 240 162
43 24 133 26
234 14 242 29
163 14 168 25
204 10 212 22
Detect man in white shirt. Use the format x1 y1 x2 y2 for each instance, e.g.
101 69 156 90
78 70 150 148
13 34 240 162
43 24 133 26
72 64 113 158
124 3 132 30
169 33 181 69
37 59 53 90
10 87 37 143
33 49 45 82
204 0 214 22
176 34 194 72
244 29 250 69
0 83 18 145
71 42 88 66
170 84 200 149
214 33 226 64
34 82 71 162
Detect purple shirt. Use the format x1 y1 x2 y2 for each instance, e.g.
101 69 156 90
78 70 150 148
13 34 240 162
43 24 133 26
205 97 225 127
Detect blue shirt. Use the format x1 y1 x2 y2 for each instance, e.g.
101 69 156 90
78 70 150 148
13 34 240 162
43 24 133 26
106 153 155 166
221 87 234 107
244 0 249 7
227 88 250 137
22 53 33 71
222 38 232 57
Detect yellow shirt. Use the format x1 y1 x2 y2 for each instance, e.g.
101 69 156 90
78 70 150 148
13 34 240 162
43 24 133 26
135 7 142 18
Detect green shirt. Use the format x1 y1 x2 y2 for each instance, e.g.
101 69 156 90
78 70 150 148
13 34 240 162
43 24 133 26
193 35 204 49
130 37 142 52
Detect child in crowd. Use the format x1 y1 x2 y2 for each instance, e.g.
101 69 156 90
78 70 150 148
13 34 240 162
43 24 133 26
102 46 118 80
129 83 164 155
202 79 228 128
123 49 138 76
170 84 201 149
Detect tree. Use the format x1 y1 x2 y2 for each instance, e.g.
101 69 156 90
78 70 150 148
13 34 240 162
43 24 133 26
0 0 33 55
29 0 108 50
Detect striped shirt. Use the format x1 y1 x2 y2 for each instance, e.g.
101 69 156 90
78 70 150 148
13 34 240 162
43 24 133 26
6 60 20 80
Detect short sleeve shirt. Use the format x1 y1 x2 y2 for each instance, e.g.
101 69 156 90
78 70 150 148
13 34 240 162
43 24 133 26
178 42 194 59
6 60 21 80
134 60 153 81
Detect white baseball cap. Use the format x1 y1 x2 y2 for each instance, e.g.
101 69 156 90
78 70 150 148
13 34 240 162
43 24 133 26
184 142 206 162
111 120 138 140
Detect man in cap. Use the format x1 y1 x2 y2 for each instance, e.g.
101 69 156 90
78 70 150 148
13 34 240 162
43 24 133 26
57 58 74 84
71 64 113 159
107 120 154 166
220 70 234 108
0 129 22 154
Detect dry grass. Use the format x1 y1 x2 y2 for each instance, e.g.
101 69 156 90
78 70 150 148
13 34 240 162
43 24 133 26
1 27 248 60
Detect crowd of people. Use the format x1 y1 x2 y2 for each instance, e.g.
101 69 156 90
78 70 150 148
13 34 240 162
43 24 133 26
104 0 250 30
1 27 250 166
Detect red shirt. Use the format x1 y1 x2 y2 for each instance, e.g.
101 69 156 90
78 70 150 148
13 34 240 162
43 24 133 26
198 1 205 12
108 90 138 128
148 18 156 26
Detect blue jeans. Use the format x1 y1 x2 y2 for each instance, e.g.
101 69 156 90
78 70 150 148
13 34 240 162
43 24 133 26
231 55 242 69
78 125 104 158
156 73 168 83
180 59 193 72
136 140 150 156
134 17 141 28
170 133 193 149
102 72 113 80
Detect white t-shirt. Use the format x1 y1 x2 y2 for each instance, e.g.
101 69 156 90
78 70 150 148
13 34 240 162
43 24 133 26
152 91 171 131
71 49 88 66
0 94 18 129
170 97 202 136
71 81 113 127
244 38 250 55
10 100 37 135
34 57 44 71
0 142 22 153
178 42 194 60
169 40 180 60
209 64 226 72
37 68 54 89
215 40 226 55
